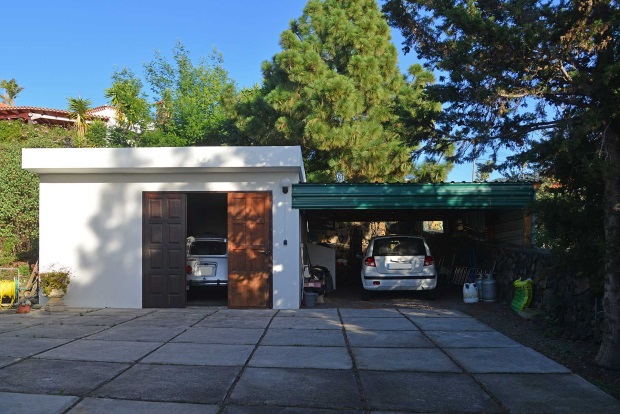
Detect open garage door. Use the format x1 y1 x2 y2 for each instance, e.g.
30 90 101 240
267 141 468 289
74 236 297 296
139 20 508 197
227 192 273 308
142 192 187 308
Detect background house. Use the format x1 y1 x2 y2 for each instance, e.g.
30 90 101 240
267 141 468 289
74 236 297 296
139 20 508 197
0 103 116 127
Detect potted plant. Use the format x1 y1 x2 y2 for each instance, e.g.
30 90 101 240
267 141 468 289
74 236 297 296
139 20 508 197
16 298 32 314
39 266 72 312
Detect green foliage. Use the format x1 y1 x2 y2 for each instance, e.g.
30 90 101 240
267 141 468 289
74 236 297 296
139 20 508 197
39 266 72 296
233 0 444 182
67 96 92 142
85 120 108 147
0 122 66 265
383 0 619 167
143 42 238 145
105 68 152 133
0 78 24 105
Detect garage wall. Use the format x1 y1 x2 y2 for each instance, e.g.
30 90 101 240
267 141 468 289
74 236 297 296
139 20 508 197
37 171 301 309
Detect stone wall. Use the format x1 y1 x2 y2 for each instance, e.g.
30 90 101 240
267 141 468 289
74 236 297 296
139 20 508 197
440 238 603 342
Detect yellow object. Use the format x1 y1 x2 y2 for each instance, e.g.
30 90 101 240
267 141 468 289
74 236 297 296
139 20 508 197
0 279 17 308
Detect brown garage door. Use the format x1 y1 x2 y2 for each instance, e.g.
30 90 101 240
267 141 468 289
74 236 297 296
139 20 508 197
228 192 273 308
142 192 186 308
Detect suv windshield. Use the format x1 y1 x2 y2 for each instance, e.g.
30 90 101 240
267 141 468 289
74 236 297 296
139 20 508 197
189 240 227 256
372 237 425 256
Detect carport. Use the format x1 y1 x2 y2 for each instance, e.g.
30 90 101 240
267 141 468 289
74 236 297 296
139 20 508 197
292 182 537 288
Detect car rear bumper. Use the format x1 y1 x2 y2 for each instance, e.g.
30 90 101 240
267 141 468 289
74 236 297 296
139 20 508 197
187 280 228 287
361 275 437 291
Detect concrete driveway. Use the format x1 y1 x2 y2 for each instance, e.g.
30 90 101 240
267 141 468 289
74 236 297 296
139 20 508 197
0 306 619 413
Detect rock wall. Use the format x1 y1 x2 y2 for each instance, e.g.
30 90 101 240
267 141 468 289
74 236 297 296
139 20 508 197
467 241 603 341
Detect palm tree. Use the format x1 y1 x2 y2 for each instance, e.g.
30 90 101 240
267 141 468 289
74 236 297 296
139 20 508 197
0 78 24 105
67 96 92 139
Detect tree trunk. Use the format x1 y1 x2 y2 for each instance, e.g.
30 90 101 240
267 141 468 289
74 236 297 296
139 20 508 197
595 127 620 369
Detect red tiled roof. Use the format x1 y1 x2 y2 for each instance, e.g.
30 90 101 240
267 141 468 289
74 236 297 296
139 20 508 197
0 105 109 120
89 105 115 113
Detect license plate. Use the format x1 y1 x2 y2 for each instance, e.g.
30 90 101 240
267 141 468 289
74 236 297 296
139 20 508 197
197 265 215 276
387 262 411 270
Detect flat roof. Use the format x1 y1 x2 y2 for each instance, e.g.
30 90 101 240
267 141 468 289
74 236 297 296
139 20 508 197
22 146 305 179
292 182 536 211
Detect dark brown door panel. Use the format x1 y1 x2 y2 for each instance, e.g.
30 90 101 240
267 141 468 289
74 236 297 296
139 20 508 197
143 193 186 308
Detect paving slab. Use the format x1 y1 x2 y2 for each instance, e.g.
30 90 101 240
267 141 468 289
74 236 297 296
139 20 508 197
146 308 216 317
261 327 346 346
142 343 253 366
0 359 128 395
120 315 205 327
173 327 264 344
277 309 340 318
0 356 19 368
0 319 48 329
338 308 401 318
3 324 108 339
93 364 239 404
231 367 362 410
86 325 186 342
0 336 70 357
346 330 433 348
399 307 469 318
35 339 162 363
408 316 493 331
83 308 155 317
476 373 620 414
353 347 461 372
269 317 342 330
250 345 352 369
445 346 571 373
359 371 501 412
425 330 523 348
213 309 278 317
0 392 79 414
68 397 218 414
224 405 362 414
343 317 416 331
195 317 272 329
49 315 133 326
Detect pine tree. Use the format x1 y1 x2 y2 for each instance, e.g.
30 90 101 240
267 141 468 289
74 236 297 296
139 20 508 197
238 0 442 182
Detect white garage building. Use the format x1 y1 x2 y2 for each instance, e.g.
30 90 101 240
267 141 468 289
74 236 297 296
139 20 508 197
22 146 306 309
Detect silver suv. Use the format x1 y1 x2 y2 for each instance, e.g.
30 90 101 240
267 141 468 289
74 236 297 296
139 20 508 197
186 236 228 286
361 235 437 297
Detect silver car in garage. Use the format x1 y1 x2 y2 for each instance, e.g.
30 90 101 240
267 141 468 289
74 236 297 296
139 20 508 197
361 235 437 297
186 236 228 286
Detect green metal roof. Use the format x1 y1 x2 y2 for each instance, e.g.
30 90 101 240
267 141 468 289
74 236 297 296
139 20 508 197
292 182 536 210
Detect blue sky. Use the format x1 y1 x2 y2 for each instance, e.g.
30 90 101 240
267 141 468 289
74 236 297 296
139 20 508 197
2 0 485 181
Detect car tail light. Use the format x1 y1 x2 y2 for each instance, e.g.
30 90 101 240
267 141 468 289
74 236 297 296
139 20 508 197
424 256 434 266
186 265 192 274
364 257 376 267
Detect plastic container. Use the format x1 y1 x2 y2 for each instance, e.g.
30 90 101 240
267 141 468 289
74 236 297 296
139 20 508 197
481 278 497 302
463 283 479 303
304 292 318 308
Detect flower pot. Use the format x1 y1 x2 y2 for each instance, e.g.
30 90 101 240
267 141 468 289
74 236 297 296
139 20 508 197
44 289 67 312
17 304 31 314
48 288 66 298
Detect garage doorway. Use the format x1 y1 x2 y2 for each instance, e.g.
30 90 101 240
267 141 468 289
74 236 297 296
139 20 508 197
142 191 273 308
